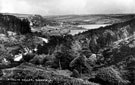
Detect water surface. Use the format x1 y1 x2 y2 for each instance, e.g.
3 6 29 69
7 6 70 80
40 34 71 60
70 24 110 35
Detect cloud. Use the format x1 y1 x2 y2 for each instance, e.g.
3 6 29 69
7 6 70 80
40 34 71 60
58 0 88 14
0 0 134 15
0 0 49 15
0 0 1 10
86 0 134 14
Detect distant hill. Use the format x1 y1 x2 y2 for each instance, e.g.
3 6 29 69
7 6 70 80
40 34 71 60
45 14 135 25
2 13 59 27
4 13 135 26
2 13 32 18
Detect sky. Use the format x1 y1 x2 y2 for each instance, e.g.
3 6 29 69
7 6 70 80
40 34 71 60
0 0 134 15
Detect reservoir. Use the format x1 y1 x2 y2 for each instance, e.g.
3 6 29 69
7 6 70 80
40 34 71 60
70 24 110 35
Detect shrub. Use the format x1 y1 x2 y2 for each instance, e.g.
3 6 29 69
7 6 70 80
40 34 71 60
96 67 129 85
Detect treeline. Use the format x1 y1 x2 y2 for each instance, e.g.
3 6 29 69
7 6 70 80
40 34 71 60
28 15 59 27
0 14 31 34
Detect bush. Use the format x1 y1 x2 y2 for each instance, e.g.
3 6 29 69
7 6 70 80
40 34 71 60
96 67 129 85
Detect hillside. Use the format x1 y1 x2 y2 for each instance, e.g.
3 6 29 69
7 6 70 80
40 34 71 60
0 14 31 34
72 18 135 84
0 13 135 85
74 19 135 53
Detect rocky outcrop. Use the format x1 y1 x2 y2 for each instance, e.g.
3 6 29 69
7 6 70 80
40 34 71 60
73 19 135 84
74 19 135 53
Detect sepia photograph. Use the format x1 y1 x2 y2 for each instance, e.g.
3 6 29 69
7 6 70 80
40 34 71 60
0 0 135 85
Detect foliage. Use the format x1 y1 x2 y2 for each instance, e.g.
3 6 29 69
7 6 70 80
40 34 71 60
1 14 135 85
0 14 31 34
28 15 59 27
1 63 99 85
96 67 129 85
